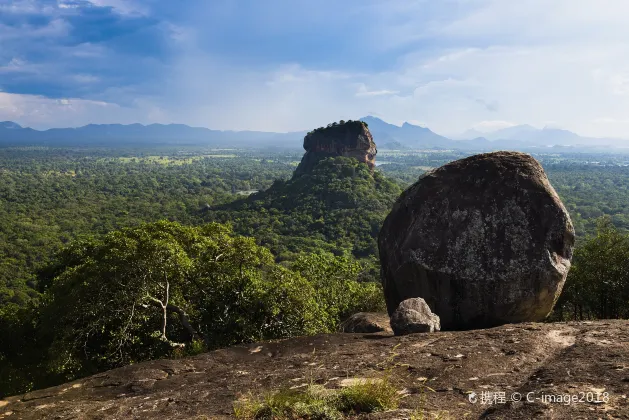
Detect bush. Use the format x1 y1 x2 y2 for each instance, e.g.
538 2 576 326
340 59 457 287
291 252 386 329
198 264 327 348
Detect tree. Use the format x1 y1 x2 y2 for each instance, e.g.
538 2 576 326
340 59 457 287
553 217 629 320
38 221 329 380
41 222 201 377
291 252 386 329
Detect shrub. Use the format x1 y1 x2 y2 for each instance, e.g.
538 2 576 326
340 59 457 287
291 252 386 329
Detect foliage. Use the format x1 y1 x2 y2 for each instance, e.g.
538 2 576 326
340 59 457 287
306 120 366 137
37 222 325 380
209 157 404 261
291 252 386 329
546 164 629 235
0 221 383 397
4 147 629 314
551 217 629 320
0 302 45 394
0 147 295 309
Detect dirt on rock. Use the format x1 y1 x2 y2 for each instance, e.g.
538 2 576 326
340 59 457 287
2 320 628 419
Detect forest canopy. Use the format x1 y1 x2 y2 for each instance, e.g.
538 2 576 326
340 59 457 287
0 220 384 396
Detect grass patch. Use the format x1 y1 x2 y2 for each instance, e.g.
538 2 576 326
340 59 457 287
234 379 400 420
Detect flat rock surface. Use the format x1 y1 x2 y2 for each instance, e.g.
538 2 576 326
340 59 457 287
2 321 629 419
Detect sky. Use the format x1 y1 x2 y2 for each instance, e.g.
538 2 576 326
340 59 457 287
2 0 629 138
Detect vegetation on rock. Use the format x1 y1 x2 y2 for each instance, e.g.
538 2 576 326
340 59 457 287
233 379 400 419
306 120 367 137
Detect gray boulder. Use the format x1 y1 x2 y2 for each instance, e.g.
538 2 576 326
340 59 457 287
379 152 575 330
390 298 441 335
339 312 392 333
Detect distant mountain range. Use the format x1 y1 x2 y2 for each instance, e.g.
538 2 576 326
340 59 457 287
452 124 629 149
359 116 456 149
1 118 628 151
0 121 307 148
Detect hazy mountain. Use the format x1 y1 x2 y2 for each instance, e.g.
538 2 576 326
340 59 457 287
451 128 484 140
0 121 22 129
360 116 454 149
2 118 628 150
457 124 629 148
0 117 469 150
484 125 538 141
0 122 306 148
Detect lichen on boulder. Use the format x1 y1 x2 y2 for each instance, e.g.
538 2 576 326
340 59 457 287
379 151 575 330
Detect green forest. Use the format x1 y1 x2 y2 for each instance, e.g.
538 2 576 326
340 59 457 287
2 146 629 397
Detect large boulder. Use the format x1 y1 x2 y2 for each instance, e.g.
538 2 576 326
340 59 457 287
390 298 441 335
339 312 392 333
379 151 575 330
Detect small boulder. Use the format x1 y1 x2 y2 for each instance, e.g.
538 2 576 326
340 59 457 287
340 312 392 333
390 298 441 336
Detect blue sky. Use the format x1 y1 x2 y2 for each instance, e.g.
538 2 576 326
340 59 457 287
2 0 629 137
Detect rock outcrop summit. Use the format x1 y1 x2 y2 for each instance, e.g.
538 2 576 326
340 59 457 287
3 321 627 419
294 120 377 176
379 151 575 330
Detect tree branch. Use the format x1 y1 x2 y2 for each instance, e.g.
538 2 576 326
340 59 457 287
164 302 201 341
145 294 201 343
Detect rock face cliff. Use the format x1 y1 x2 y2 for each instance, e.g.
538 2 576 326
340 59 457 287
379 151 575 330
294 120 377 176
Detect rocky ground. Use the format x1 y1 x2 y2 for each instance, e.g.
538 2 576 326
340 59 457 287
2 320 629 419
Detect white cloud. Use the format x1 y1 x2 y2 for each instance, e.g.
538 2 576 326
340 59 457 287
102 36 629 138
0 92 154 128
85 0 148 15
592 117 629 124
355 84 399 97
0 1 55 14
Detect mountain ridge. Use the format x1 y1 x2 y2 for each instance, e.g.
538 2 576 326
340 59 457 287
2 118 628 150
0 121 307 148
455 123 629 148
